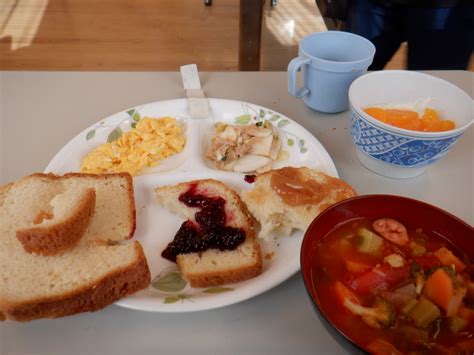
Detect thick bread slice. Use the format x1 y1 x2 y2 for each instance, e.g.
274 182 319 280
242 167 357 239
155 179 262 288
1 242 149 322
62 173 136 241
16 186 96 256
4 173 136 242
0 173 150 321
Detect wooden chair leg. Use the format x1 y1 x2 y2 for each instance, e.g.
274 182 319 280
239 0 264 71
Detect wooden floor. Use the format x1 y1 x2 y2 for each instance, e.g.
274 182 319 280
0 0 240 71
0 0 471 71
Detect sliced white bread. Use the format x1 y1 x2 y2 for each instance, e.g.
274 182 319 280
0 172 150 321
6 173 136 242
16 186 96 256
242 167 357 240
61 173 136 241
155 179 262 288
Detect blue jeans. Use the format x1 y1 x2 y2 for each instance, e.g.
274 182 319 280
343 0 473 70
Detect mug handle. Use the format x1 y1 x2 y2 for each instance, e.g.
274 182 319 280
287 56 311 98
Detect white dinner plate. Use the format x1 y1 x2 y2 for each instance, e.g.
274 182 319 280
46 98 338 312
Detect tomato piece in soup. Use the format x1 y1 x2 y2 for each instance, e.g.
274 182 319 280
413 254 443 272
349 263 409 295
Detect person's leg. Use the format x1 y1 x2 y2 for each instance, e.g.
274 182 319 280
406 4 473 70
344 0 404 69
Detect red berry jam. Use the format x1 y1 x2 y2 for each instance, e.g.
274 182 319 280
244 174 256 183
162 184 246 262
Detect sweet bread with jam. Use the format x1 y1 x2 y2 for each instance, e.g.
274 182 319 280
242 166 357 240
155 179 262 288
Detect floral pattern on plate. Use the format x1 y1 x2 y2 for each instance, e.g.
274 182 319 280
149 267 234 304
85 107 145 143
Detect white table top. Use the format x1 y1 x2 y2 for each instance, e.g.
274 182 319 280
0 70 472 355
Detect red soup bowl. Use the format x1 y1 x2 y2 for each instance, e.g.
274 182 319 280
300 194 474 354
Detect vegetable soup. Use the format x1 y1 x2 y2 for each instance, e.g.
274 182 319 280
313 218 474 354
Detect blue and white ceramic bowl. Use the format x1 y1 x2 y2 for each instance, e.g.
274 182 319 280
348 71 473 178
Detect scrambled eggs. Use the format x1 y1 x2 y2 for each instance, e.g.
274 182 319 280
81 117 186 176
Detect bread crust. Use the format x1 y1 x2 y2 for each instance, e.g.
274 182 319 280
2 242 150 322
178 240 263 288
16 188 96 256
0 182 13 207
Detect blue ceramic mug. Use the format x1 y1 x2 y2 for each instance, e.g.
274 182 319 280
288 31 375 113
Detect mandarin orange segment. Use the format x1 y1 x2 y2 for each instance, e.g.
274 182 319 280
422 108 440 131
385 110 417 130
386 109 419 121
364 107 387 122
407 118 425 132
364 106 455 132
424 108 439 120
438 120 455 131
